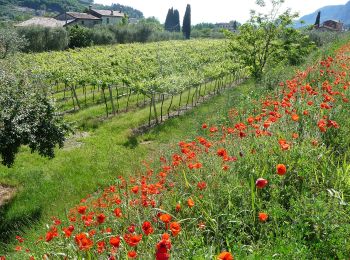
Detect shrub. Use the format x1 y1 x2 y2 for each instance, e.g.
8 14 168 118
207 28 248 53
17 26 68 52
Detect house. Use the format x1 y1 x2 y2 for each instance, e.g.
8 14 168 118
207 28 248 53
317 20 344 32
55 12 102 27
15 17 66 28
215 22 237 32
16 6 125 28
87 6 124 25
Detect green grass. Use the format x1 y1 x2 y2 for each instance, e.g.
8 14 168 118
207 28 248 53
0 77 252 254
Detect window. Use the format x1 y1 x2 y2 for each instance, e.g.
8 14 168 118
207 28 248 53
107 18 109 24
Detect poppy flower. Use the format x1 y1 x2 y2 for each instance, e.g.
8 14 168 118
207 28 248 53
77 206 87 214
97 241 106 254
170 222 181 236
114 208 122 218
124 234 142 247
128 251 137 259
142 221 154 235
259 212 268 222
291 114 299 121
197 181 207 190
276 164 287 176
217 251 234 260
97 213 106 224
187 198 195 208
175 203 181 212
110 236 121 248
159 214 172 224
255 178 268 189
75 233 93 250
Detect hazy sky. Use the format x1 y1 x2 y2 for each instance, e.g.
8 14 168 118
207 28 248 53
94 0 348 24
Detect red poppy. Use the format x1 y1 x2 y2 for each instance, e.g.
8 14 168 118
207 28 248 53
124 234 142 247
109 236 121 248
97 213 106 224
77 206 87 214
276 164 287 176
255 178 268 189
187 198 195 208
75 233 93 250
128 251 138 259
114 208 122 218
170 222 181 236
291 114 299 121
142 221 154 235
159 214 172 223
217 251 234 260
197 181 207 190
175 203 181 212
97 241 106 254
259 212 268 222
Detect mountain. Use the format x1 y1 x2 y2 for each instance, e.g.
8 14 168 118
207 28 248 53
0 0 143 21
297 1 350 27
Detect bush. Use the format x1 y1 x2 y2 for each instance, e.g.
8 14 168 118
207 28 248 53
0 28 27 58
17 26 68 52
90 26 115 45
68 25 93 48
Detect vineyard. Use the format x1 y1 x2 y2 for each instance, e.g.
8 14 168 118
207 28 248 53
11 40 246 125
6 38 350 258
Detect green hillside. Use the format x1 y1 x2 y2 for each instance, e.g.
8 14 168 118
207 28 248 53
297 1 350 27
0 0 143 21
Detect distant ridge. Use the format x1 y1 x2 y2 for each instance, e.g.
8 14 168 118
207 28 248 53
296 1 350 27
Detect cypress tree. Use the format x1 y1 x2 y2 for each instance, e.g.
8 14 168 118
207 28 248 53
173 9 180 32
164 8 173 31
314 11 321 27
182 4 191 39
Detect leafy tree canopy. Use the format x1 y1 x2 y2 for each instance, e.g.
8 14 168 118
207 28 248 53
0 68 69 166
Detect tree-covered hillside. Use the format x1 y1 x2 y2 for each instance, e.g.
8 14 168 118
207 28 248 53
297 1 350 27
0 0 143 21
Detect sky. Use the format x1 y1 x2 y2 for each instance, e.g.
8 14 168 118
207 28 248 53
94 0 349 24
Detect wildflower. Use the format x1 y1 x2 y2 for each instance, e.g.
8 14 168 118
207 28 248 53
15 236 24 243
75 233 93 250
175 203 181 212
217 251 234 260
291 114 299 121
259 212 268 222
276 164 287 176
131 186 139 194
197 181 207 190
156 233 172 260
292 133 299 139
77 206 87 214
202 123 207 129
170 222 181 236
97 213 106 224
124 234 142 247
255 178 268 189
187 198 195 208
217 148 228 157
159 214 172 224
97 241 106 254
278 139 291 150
142 221 154 235
114 208 122 218
222 165 229 171
109 236 121 248
128 251 138 259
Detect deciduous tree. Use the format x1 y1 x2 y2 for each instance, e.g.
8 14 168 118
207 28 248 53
0 69 69 166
